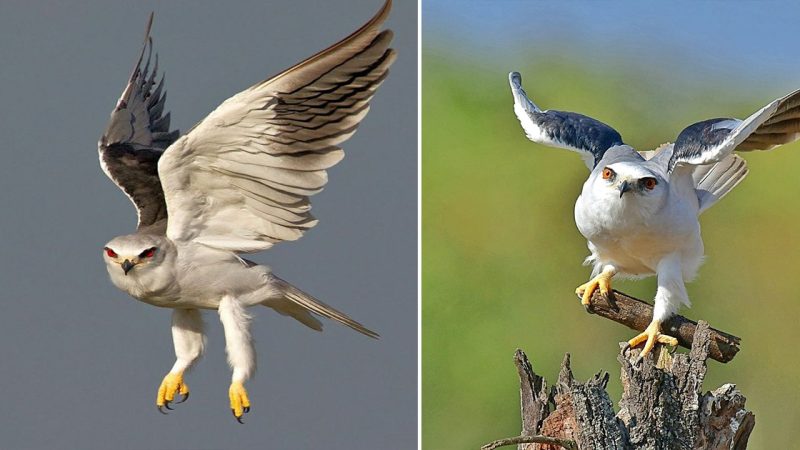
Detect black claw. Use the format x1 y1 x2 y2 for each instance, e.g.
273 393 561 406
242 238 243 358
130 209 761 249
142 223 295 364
243 406 250 414
583 303 595 314
177 392 190 404
232 410 244 424
605 291 620 312
163 401 173 411
157 405 169 415
667 344 678 355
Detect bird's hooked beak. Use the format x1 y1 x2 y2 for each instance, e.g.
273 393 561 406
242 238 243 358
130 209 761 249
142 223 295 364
121 259 136 275
618 180 632 198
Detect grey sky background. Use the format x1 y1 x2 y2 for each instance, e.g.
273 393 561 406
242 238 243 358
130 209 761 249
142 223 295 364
0 1 416 448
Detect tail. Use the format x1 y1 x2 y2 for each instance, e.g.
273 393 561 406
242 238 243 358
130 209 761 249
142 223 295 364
693 154 749 214
266 275 379 339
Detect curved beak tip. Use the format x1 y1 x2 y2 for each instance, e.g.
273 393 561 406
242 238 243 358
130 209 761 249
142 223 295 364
618 180 631 198
122 260 135 275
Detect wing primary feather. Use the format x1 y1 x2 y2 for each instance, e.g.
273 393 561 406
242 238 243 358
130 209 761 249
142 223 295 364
117 13 154 110
252 0 391 92
98 12 178 230
670 89 800 170
160 1 394 252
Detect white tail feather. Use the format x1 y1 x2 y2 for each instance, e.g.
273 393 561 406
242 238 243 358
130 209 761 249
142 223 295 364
269 275 379 339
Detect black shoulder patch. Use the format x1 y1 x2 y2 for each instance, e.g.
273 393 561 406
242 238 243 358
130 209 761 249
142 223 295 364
101 143 168 228
540 110 624 166
669 118 735 170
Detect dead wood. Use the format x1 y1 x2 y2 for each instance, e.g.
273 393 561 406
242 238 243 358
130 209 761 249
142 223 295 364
583 289 740 363
482 321 754 450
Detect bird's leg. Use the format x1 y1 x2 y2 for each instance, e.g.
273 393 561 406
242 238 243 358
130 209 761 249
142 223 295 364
627 254 684 358
627 319 678 357
157 309 205 414
218 295 255 423
575 265 616 307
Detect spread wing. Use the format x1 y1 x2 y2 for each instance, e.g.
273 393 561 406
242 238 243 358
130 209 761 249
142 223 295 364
98 13 179 229
158 0 395 253
668 88 800 171
509 71 625 169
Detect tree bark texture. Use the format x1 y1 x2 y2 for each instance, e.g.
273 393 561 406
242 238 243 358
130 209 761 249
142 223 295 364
584 289 741 363
485 321 754 450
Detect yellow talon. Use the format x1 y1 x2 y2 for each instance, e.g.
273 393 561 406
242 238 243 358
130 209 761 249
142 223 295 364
575 270 614 306
628 320 679 358
156 371 189 413
229 381 251 423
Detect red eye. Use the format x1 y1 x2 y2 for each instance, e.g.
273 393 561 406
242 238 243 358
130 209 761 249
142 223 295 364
140 248 156 258
602 168 614 180
105 248 117 258
643 178 658 190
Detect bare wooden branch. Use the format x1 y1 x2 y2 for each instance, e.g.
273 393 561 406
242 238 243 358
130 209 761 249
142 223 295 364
582 289 741 363
480 435 577 450
483 322 754 449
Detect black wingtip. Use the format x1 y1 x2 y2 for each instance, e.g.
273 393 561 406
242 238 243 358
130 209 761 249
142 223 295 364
117 11 157 109
140 12 155 65
145 12 155 36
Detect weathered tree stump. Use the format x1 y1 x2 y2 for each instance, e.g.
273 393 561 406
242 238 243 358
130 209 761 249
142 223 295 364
482 321 755 450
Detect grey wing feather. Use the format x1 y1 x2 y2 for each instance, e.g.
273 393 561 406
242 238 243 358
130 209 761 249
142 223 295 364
646 142 748 212
692 154 748 214
98 12 179 229
509 71 624 169
159 0 395 253
639 142 673 162
669 89 800 171
269 275 378 339
264 297 324 332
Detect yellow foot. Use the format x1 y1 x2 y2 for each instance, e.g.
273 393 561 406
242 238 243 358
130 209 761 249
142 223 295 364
229 381 251 424
575 272 613 308
627 320 679 358
156 371 189 414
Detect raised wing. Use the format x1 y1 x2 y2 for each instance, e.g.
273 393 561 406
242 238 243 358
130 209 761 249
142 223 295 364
669 88 800 171
159 0 395 252
509 71 625 169
98 13 179 230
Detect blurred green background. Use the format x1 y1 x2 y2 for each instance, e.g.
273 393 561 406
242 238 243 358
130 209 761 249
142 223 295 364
422 2 800 449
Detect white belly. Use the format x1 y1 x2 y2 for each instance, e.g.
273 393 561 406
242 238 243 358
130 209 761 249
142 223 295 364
574 190 703 278
106 243 275 310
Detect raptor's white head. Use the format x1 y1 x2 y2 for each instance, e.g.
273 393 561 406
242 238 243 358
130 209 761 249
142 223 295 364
103 234 169 275
591 161 668 212
102 234 174 298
